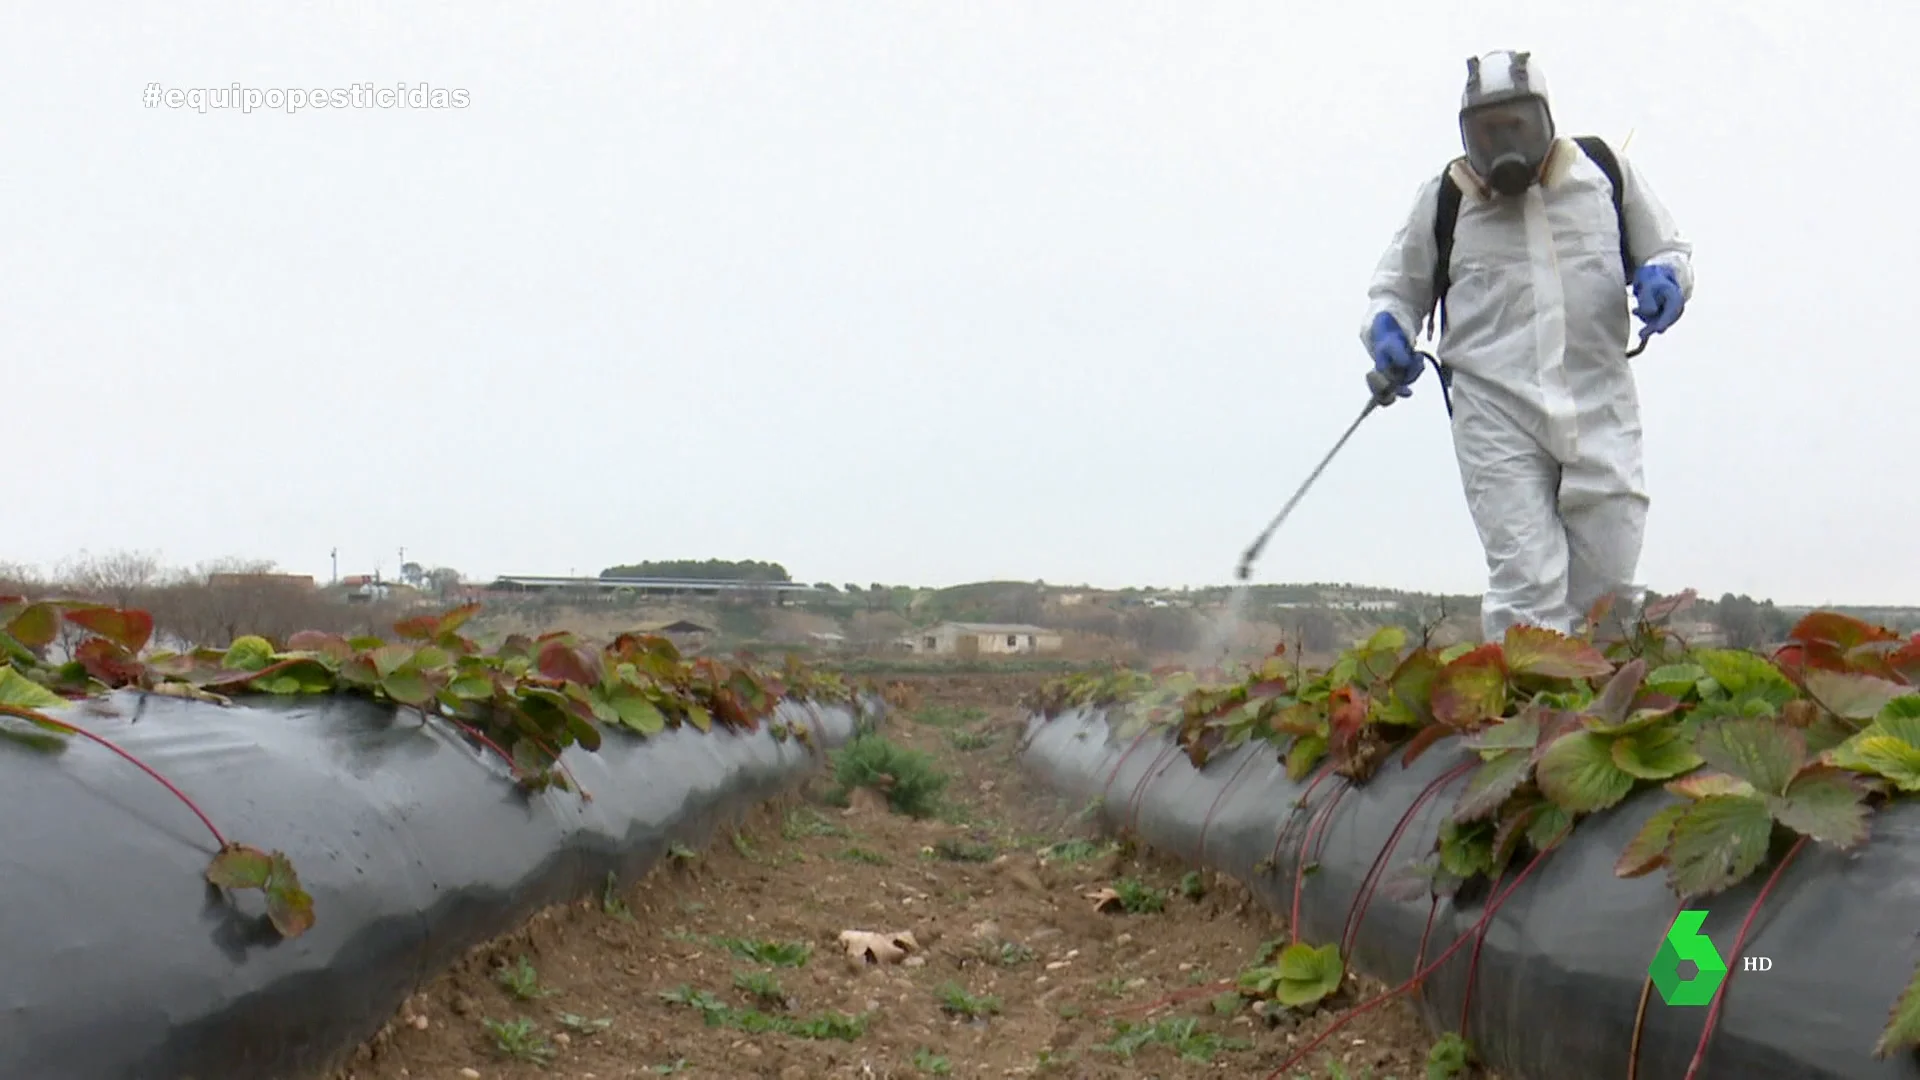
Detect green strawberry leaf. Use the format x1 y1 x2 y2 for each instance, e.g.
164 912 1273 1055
1645 663 1708 698
1273 941 1345 1008
1462 710 1542 754
1874 958 1920 1059
1695 717 1804 796
222 635 276 672
1536 731 1636 813
1285 733 1326 781
0 666 67 710
205 843 274 890
1611 726 1704 781
1665 794 1773 898
1451 749 1533 823
1763 765 1869 849
1616 801 1687 878
1801 669 1911 722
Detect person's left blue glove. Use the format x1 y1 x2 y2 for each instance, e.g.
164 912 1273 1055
1632 264 1684 335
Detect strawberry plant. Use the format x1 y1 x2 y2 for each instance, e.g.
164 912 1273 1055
0 595 861 946
1028 593 1920 1063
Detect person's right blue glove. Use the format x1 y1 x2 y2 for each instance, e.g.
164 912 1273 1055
1367 313 1420 398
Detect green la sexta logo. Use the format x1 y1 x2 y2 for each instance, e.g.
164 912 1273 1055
1649 909 1727 1006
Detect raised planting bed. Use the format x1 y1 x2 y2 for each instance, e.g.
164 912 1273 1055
1017 593 1920 1080
0 599 877 1080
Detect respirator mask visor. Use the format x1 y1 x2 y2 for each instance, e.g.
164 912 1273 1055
1460 96 1552 196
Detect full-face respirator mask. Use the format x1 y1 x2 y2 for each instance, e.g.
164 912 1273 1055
1459 51 1554 197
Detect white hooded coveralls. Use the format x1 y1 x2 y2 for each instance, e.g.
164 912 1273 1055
1360 139 1694 641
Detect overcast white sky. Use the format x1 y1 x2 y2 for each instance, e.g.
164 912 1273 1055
4 3 1914 605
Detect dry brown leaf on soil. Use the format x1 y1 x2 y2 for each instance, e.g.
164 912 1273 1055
838 929 920 965
1085 888 1123 913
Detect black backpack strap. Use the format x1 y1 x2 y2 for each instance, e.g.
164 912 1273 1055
1425 164 1463 418
1427 165 1463 340
1572 135 1633 280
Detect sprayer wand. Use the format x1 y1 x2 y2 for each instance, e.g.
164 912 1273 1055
1233 364 1422 583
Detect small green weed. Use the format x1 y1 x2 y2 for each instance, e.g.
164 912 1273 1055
1038 838 1112 864
931 837 997 863
935 982 1002 1019
658 984 865 1041
1179 870 1206 901
649 1059 689 1075
1097 1016 1250 1063
711 936 812 967
911 1047 953 1074
782 807 849 840
556 1012 612 1035
600 872 634 919
481 1017 554 1064
836 845 891 865
946 728 995 751
1035 1047 1078 1073
914 704 986 728
494 956 553 1001
1110 878 1166 914
733 969 788 1008
980 939 1036 967
827 734 950 819
1427 1032 1475 1078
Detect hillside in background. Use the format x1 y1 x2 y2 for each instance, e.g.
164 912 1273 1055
471 575 1920 671
13 551 1916 672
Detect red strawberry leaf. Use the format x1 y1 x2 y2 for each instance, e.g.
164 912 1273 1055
75 638 145 687
1430 645 1509 729
536 640 601 686
1327 686 1368 759
63 606 154 654
1503 625 1614 680
205 843 274 890
1790 612 1899 654
263 852 316 938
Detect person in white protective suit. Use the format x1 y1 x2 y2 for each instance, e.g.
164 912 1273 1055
1359 50 1694 642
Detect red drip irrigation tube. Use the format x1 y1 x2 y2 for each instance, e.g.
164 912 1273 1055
1340 759 1476 958
1263 826 1573 1080
1100 725 1159 806
1125 741 1186 835
1291 780 1352 945
1682 835 1809 1080
1196 749 1263 865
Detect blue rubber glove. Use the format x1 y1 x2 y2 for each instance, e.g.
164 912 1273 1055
1367 312 1420 398
1632 264 1684 335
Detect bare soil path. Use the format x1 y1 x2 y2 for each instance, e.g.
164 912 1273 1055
333 672 1495 1080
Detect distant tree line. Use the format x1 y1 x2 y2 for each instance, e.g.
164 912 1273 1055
598 559 792 583
0 549 410 651
1703 593 1795 650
